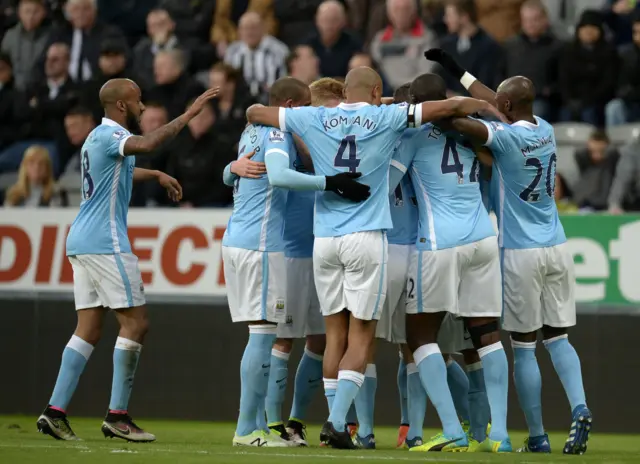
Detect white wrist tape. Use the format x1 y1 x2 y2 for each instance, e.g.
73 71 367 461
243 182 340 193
460 72 477 90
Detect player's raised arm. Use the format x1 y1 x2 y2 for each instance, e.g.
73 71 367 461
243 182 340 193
246 104 315 137
414 97 505 126
122 87 220 155
424 48 497 105
246 104 281 128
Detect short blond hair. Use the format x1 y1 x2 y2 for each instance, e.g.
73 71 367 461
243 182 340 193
309 77 344 107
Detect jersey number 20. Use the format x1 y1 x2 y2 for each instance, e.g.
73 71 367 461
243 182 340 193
519 153 557 202
334 135 359 173
81 150 94 200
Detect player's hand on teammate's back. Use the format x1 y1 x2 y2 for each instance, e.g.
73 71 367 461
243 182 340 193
325 172 371 202
185 87 221 118
157 172 183 202
231 150 266 179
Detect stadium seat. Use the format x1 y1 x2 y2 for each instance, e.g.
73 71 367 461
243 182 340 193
552 123 595 145
57 172 82 207
608 124 640 146
555 145 579 190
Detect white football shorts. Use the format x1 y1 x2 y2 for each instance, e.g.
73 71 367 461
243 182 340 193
376 244 411 343
406 236 501 318
313 230 388 321
501 243 576 333
222 246 286 323
277 257 324 338
69 253 145 310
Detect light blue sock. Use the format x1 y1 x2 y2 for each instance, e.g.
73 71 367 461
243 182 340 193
415 344 464 438
108 337 142 412
256 396 268 431
407 363 427 440
354 364 377 437
397 357 409 425
236 326 276 437
479 342 509 442
447 359 470 423
512 340 545 438
265 349 289 426
328 371 365 432
49 335 94 411
467 362 490 442
544 335 587 412
289 349 323 422
324 378 337 413
346 402 358 425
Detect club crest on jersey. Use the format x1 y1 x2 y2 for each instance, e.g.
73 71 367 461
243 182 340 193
112 130 127 140
269 129 285 143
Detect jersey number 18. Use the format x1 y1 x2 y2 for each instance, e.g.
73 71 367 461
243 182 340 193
81 150 94 200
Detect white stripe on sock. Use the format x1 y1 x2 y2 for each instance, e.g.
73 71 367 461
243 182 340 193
304 348 323 361
406 362 418 375
338 370 365 388
115 336 142 352
67 335 94 360
271 349 290 360
477 341 503 358
466 361 483 372
249 324 277 335
543 334 568 346
364 364 377 378
413 343 440 366
323 378 338 391
511 338 537 350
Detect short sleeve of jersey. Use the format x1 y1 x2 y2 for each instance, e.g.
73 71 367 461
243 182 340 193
263 127 293 160
390 129 418 173
280 107 316 136
385 103 411 133
478 119 515 157
101 126 132 158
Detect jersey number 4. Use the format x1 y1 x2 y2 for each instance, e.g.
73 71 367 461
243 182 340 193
81 150 94 200
334 135 359 173
519 153 557 202
440 137 479 183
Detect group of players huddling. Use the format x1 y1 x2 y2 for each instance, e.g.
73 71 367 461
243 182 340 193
34 47 591 455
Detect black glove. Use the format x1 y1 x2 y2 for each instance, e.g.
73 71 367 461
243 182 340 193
424 48 466 80
325 172 371 202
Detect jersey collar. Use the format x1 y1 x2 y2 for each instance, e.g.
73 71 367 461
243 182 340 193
338 102 370 110
512 116 540 128
102 117 124 128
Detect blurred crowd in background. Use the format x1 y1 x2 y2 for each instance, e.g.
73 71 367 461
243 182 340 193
1 0 640 215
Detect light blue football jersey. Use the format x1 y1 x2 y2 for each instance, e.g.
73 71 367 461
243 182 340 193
66 118 134 256
223 124 293 252
387 131 418 246
392 124 495 251
281 103 411 237
283 153 315 258
480 117 566 249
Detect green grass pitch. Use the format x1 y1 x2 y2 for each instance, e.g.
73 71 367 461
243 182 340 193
1 416 639 463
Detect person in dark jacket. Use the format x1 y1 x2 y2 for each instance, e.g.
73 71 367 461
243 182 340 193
0 52 29 153
606 10 640 127
503 0 561 121
559 10 618 127
166 101 236 207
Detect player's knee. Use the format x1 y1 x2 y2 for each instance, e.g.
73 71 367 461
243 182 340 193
541 325 568 341
466 319 500 349
305 334 326 355
74 327 102 346
274 338 293 354
511 331 537 344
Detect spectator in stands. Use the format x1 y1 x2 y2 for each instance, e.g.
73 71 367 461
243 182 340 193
476 0 525 43
24 42 79 172
606 11 640 127
210 0 277 58
437 0 503 94
1 0 50 90
0 52 29 155
274 0 322 48
370 0 437 90
559 10 617 127
503 0 561 121
306 1 362 79
208 62 256 146
555 172 578 214
287 45 321 85
573 130 620 212
348 52 394 96
58 106 95 176
160 0 216 43
347 0 387 46
133 9 187 89
224 11 288 100
166 101 236 207
421 0 449 38
46 0 127 83
4 145 67 206
81 40 135 122
609 137 640 213
604 0 640 46
146 49 205 120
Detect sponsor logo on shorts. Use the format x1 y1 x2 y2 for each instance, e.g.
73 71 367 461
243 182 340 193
285 315 293 325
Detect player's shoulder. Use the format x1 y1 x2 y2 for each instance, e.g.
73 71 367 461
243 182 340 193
265 126 291 145
94 120 130 142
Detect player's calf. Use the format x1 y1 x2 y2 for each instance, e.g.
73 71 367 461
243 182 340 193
266 338 292 434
